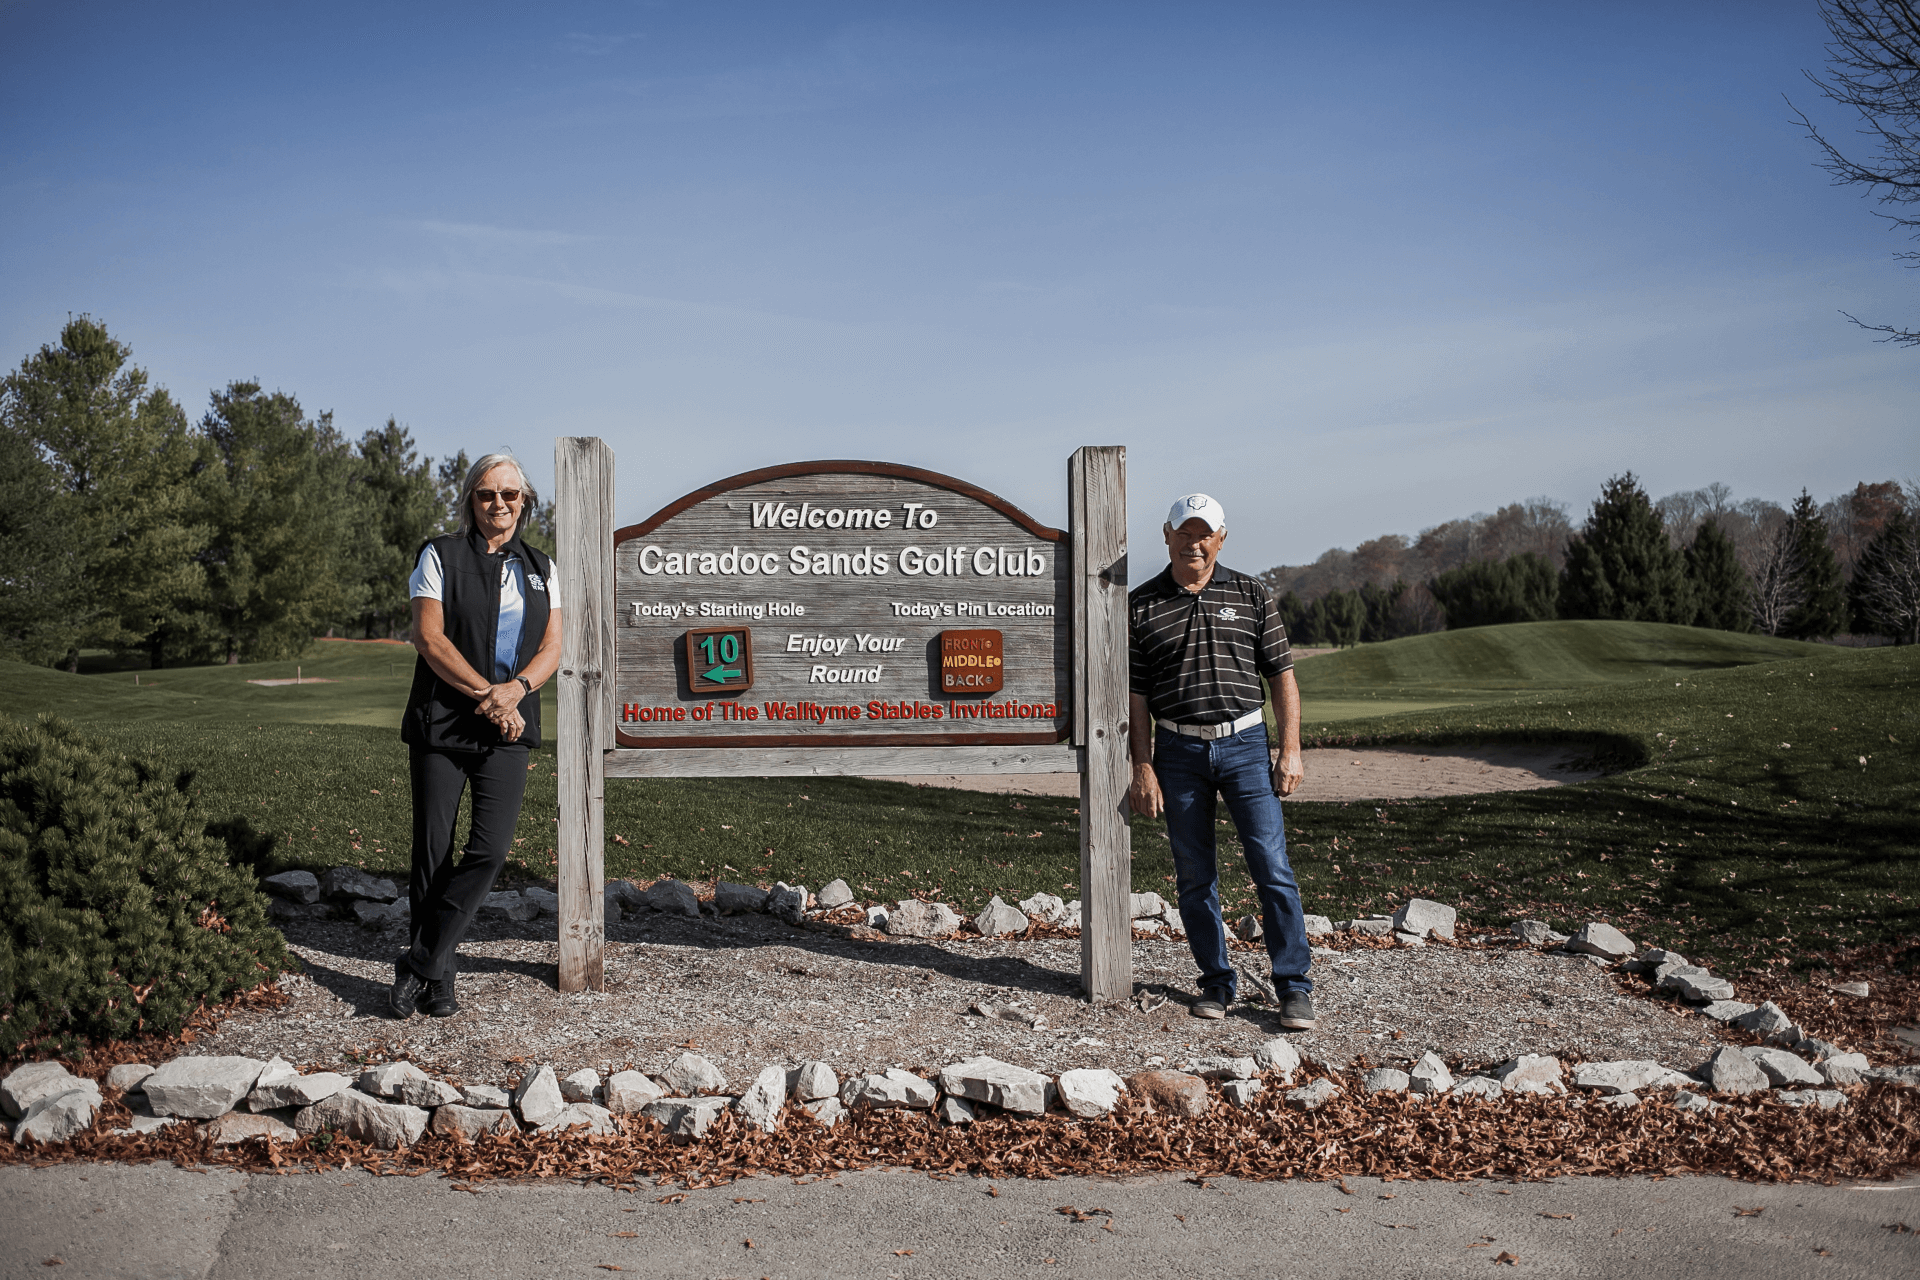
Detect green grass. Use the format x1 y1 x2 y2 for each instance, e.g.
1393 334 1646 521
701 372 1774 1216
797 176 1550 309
5 623 1914 971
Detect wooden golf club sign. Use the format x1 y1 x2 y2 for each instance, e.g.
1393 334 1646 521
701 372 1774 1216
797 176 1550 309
553 441 1131 1001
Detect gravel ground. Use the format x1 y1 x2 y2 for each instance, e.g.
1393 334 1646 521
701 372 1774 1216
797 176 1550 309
193 908 1730 1089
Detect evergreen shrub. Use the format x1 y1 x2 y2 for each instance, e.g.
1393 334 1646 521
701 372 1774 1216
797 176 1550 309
0 715 289 1057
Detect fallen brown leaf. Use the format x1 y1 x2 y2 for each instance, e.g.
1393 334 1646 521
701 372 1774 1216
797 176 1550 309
657 1194 687 1205
744 1239 755 1249
1494 1252 1519 1265
1542 1212 1572 1220
894 1249 914 1256
1733 1206 1764 1218
734 1197 764 1204
1884 1222 1914 1234
597 1268 622 1273
608 1232 637 1238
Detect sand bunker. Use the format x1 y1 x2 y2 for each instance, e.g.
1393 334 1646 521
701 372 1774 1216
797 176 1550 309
868 742 1600 802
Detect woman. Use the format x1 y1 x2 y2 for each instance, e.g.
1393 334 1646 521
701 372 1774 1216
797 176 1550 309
390 453 562 1018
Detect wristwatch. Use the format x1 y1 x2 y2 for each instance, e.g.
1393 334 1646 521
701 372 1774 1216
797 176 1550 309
515 676 532 694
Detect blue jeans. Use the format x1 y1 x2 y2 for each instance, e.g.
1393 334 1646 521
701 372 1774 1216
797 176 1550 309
1154 722 1313 998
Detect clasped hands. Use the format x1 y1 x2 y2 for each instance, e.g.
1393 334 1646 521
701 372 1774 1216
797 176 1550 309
472 681 527 743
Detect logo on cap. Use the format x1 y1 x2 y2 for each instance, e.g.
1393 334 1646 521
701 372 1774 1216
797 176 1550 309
1167 493 1226 531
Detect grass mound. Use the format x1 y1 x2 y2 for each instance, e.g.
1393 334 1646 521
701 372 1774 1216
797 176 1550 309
0 716 290 1058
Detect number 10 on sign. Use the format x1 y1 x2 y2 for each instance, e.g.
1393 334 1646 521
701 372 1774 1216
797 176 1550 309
686 627 754 693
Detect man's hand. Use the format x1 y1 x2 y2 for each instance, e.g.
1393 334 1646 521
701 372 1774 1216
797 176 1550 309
1129 761 1164 818
1272 747 1304 797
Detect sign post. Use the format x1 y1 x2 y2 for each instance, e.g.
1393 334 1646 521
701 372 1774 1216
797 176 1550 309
552 441 1129 1000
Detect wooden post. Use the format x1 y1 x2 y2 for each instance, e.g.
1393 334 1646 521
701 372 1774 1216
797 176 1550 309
1070 446 1130 1003
555 437 615 992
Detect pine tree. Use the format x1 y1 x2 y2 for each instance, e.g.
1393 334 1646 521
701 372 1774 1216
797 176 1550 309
0 318 213 668
0 426 87 664
344 419 443 638
1558 472 1696 623
1782 489 1848 639
1684 518 1754 632
1430 553 1559 629
1852 509 1920 644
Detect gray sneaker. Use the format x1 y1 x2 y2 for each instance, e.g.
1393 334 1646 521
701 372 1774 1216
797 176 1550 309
1191 986 1230 1019
1278 991 1318 1030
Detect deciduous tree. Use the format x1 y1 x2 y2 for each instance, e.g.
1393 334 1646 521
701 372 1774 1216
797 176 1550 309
1852 507 1920 642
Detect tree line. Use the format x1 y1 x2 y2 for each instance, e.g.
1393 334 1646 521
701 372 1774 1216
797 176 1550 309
0 318 551 670
1264 474 1918 648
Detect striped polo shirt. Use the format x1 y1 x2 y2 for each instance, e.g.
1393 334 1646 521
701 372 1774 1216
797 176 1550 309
1129 564 1293 726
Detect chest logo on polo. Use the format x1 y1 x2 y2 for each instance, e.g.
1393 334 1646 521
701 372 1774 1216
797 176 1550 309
1217 607 1240 620
528 574 546 592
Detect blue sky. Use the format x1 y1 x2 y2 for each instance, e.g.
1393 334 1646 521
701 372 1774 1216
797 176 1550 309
2 1 1915 568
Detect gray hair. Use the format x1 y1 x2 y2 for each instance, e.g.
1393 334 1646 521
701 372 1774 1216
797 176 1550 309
457 452 538 537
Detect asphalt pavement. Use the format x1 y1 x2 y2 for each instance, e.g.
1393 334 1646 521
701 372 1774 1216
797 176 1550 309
3 1160 1917 1279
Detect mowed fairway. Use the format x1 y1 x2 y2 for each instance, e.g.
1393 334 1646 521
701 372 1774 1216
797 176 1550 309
4 624 1914 969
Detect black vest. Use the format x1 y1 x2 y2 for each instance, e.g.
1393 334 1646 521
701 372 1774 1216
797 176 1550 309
402 529 553 751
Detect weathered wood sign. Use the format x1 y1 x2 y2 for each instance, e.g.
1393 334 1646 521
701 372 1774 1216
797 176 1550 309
553 442 1131 1005
612 462 1068 748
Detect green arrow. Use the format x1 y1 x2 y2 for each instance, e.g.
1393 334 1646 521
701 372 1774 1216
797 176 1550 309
702 663 743 683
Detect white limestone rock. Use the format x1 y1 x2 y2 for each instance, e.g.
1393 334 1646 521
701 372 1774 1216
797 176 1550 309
1408 1052 1454 1095
459 1084 511 1110
1832 980 1870 998
1700 1046 1770 1095
1056 1068 1125 1118
1566 921 1635 961
643 1096 731 1141
538 1102 618 1135
431 1104 519 1140
202 1111 299 1146
790 1061 839 1102
1302 914 1336 936
936 1057 1048 1115
249 1065 349 1111
1451 1076 1504 1100
295 1089 428 1149
1183 1056 1257 1082
12 1087 98 1145
643 878 701 918
560 1068 601 1104
663 1052 726 1097
864 905 890 929
1363 1068 1411 1094
1571 1060 1669 1096
512 1065 566 1126
356 1061 429 1099
842 1068 937 1110
1594 1092 1641 1110
1130 891 1171 919
974 896 1030 937
1491 1054 1565 1095
1817 1060 1864 1087
1347 918 1394 937
106 1064 154 1094
1253 1038 1302 1080
1730 1001 1794 1039
1391 898 1456 940
803 1096 848 1128
735 1065 787 1133
1777 1089 1849 1111
1510 919 1567 945
1221 1079 1264 1107
1672 1090 1724 1114
938 1095 976 1125
1394 931 1427 948
1285 1078 1340 1110
1018 892 1067 925
1700 1000 1757 1023
521 886 559 917
1235 914 1264 942
141 1056 264 1119
397 1077 462 1109
1659 967 1735 1003
3 1062 91 1119
1741 1047 1822 1088
815 878 854 910
883 900 962 937
605 1071 667 1114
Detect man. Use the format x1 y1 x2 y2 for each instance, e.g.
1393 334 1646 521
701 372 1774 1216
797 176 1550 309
1128 493 1316 1029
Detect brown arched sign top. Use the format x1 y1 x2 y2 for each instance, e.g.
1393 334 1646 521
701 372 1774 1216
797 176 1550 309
612 459 1064 546
611 459 1070 749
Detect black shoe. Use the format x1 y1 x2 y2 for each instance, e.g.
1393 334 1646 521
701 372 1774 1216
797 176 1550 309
1278 991 1318 1030
387 961 425 1019
425 976 459 1018
1191 986 1231 1020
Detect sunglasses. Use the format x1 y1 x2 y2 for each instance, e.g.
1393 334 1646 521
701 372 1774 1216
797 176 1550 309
474 488 523 504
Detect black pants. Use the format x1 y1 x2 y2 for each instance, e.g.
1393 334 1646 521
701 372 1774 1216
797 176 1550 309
404 745 529 981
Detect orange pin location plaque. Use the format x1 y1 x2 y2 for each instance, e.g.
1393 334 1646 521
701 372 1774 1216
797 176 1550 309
939 629 1004 693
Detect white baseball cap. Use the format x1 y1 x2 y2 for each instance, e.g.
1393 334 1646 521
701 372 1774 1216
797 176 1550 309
1166 493 1226 532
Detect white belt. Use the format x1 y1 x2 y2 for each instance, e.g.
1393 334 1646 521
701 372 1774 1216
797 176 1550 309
1157 708 1264 740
